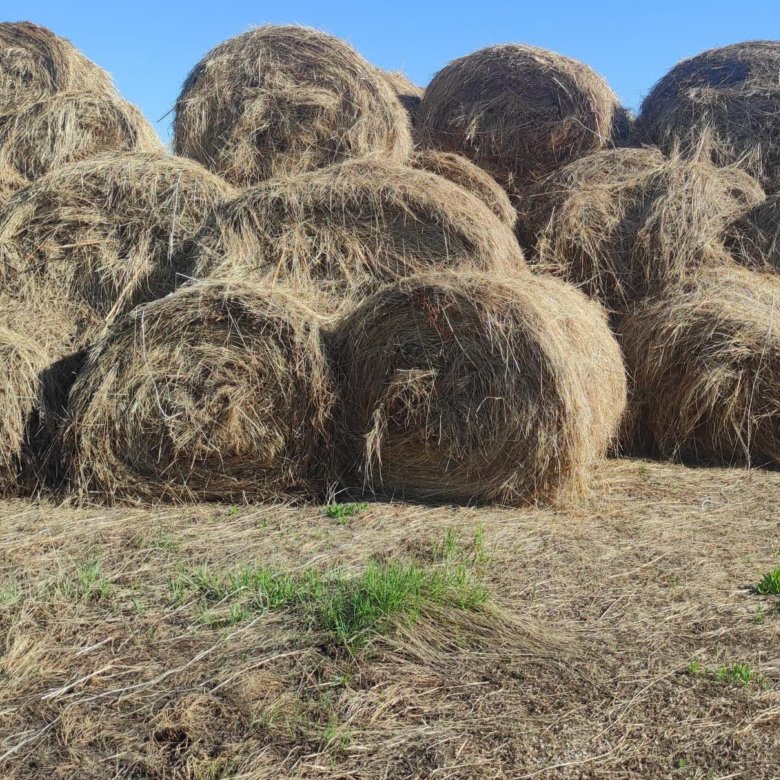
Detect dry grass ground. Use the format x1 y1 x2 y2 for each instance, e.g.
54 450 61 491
1 459 779 778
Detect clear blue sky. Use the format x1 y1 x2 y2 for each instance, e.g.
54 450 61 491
7 1 780 144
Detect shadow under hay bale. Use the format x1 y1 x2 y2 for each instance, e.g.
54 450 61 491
332 271 626 505
173 25 412 187
727 190 780 272
60 280 336 504
415 44 629 194
634 41 780 190
189 158 526 315
620 266 780 466
377 69 423 124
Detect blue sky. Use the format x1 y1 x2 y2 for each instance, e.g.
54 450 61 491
7 1 780 144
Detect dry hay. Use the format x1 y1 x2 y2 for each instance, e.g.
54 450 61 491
620 265 780 466
60 280 336 504
0 165 25 205
409 148 516 228
415 44 629 193
332 271 626 504
0 152 237 353
189 158 526 314
0 90 163 181
0 21 116 113
173 25 412 186
634 41 780 190
377 69 423 122
519 147 765 312
726 190 780 271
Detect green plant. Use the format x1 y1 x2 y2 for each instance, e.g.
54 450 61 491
686 660 705 677
324 502 368 521
56 561 112 603
714 662 761 686
755 567 780 596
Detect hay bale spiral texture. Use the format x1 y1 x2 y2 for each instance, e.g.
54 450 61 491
60 281 336 504
173 25 413 186
333 272 626 504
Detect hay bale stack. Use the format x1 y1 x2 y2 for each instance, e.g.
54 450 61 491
409 149 516 228
0 152 237 352
190 158 526 314
415 44 628 193
520 148 764 312
60 281 336 504
621 266 780 466
0 21 116 113
727 191 780 271
173 25 412 186
634 41 780 190
0 91 163 181
378 69 423 122
332 272 626 504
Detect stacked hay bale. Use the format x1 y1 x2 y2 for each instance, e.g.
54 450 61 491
727 192 780 271
377 69 423 124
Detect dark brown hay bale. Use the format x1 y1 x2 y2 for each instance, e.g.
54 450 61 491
634 42 780 190
60 280 336 504
378 69 423 122
727 190 780 271
0 90 163 181
409 149 516 228
0 21 116 113
332 271 626 504
415 44 628 193
190 158 526 314
173 25 412 187
520 147 764 312
621 266 780 466
0 152 237 353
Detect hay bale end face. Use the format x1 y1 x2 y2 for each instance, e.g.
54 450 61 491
416 44 628 193
333 272 626 505
61 281 336 504
173 25 413 186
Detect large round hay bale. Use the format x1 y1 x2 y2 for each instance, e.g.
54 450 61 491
0 152 237 352
620 266 780 466
377 69 423 122
727 190 780 271
634 42 780 190
173 25 412 186
60 281 336 504
415 44 628 192
190 158 526 314
0 21 116 113
332 272 626 504
0 91 163 181
409 149 516 228
520 147 764 312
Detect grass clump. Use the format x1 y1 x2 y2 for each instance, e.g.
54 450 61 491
755 568 780 597
324 502 368 521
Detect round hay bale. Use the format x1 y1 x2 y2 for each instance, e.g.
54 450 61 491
415 44 629 192
190 158 526 314
727 190 780 271
332 271 626 504
173 25 412 186
634 41 780 190
0 91 163 181
0 21 116 113
520 147 765 312
409 149 516 228
620 266 780 466
60 280 336 504
377 69 423 122
0 152 237 352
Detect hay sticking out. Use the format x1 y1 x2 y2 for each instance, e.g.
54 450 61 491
409 149 516 228
520 148 764 312
0 90 163 181
332 272 626 504
634 41 780 190
415 44 628 192
60 281 336 504
727 190 780 271
190 158 526 314
621 266 780 466
173 25 412 186
377 69 423 122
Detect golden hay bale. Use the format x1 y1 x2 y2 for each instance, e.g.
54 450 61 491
620 266 780 466
634 41 780 190
726 190 780 271
520 147 765 312
60 280 336 504
173 25 412 186
190 158 526 314
377 69 423 122
0 152 237 352
409 149 516 228
0 90 163 181
0 21 116 112
332 271 626 504
415 44 629 192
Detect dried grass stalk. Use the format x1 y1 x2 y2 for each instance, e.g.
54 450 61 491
377 69 423 123
727 190 780 271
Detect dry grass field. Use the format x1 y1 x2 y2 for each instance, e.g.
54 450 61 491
1 458 779 779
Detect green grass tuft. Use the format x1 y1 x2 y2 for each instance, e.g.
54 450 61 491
755 567 780 596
